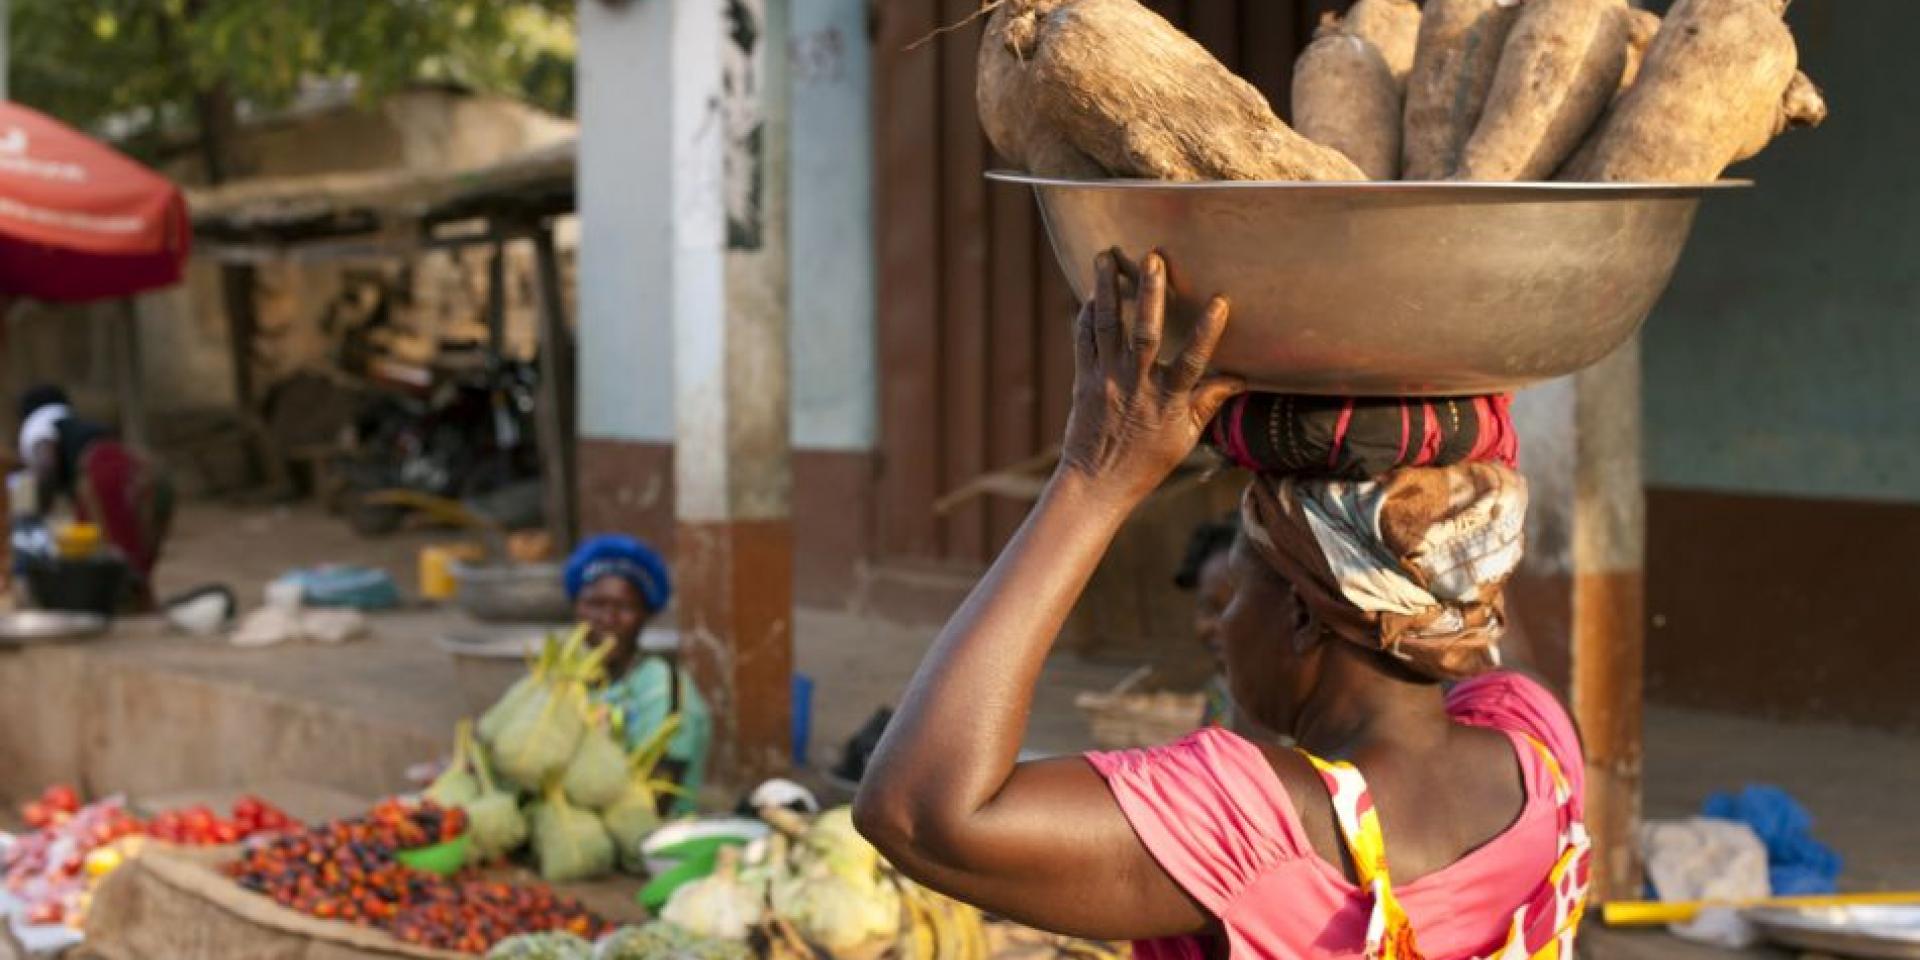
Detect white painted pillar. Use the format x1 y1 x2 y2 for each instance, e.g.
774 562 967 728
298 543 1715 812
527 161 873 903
580 0 794 785
671 0 796 786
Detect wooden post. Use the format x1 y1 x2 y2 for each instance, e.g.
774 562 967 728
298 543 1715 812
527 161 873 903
485 233 508 356
1509 341 1645 904
673 0 795 787
113 300 149 450
531 223 579 549
220 264 258 409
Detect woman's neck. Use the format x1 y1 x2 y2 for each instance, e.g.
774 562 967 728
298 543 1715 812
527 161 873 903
1290 643 1451 757
604 643 640 681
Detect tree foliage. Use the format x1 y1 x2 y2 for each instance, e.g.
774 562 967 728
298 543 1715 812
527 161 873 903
9 0 576 152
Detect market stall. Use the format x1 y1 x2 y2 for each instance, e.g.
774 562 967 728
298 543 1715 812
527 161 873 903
0 99 188 448
0 102 193 600
185 141 580 550
0 626 1124 960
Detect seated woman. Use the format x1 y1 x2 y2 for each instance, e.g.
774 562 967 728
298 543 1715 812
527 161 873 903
16 385 174 607
854 252 1583 960
566 534 712 813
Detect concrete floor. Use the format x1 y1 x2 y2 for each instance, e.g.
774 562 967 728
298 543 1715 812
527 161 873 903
11 501 1915 957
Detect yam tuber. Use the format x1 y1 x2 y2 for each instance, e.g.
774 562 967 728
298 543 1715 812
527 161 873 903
1560 0 1821 182
1401 0 1524 180
1456 0 1631 182
1616 8 1662 97
1337 0 1423 90
978 0 1364 181
976 12 1107 179
1293 31 1402 180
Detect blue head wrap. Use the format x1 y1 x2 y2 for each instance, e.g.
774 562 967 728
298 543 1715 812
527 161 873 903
565 534 672 612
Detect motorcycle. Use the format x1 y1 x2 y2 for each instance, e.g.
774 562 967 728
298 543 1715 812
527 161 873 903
338 352 543 537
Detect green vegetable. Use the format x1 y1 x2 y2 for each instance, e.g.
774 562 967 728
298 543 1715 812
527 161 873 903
485 931 593 960
532 784 615 883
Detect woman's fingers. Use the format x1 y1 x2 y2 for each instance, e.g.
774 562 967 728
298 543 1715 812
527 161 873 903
1130 253 1166 380
1166 296 1231 393
1092 251 1123 366
1190 375 1248 424
1072 303 1097 380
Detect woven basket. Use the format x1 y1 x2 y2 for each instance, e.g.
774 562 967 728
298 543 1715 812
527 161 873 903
1075 667 1207 750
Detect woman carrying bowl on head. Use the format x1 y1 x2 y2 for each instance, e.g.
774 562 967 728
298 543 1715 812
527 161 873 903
855 251 1584 960
566 534 711 813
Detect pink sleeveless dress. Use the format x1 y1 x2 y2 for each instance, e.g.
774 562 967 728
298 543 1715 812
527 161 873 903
1086 672 1586 960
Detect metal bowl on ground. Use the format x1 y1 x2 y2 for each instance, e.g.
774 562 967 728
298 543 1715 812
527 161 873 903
1748 906 1920 959
994 173 1748 396
447 560 571 623
0 610 110 646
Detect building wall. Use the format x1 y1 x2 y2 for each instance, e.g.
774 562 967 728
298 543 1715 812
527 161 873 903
575 0 879 603
1641 0 1920 730
576 0 876 450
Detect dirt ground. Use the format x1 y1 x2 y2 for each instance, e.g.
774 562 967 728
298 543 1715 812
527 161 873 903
39 500 1917 957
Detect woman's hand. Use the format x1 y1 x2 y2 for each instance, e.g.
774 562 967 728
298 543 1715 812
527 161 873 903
1058 250 1244 507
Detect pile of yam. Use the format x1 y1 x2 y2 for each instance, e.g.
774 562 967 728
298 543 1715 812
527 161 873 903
978 0 1827 184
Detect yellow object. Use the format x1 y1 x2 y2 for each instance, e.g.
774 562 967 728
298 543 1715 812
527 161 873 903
365 489 491 530
1602 891 1920 927
83 846 124 878
54 522 102 558
420 543 486 600
506 530 555 564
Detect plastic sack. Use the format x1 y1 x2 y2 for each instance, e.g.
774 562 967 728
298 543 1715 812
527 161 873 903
560 721 629 810
424 721 481 808
1640 817 1769 948
532 787 615 883
486 931 593 960
465 735 529 860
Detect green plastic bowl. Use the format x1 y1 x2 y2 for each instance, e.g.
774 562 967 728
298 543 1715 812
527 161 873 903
637 848 723 911
396 834 471 876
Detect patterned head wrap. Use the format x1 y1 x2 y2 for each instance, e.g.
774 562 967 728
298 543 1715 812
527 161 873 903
565 534 673 612
1240 463 1527 681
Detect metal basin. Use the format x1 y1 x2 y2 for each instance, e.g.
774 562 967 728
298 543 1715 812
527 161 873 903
994 173 1747 396
1749 906 1920 960
0 610 109 646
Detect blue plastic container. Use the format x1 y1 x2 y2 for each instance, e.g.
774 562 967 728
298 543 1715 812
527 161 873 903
791 673 815 767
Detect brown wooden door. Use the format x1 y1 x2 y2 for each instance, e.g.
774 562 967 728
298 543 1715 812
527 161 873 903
872 0 1338 569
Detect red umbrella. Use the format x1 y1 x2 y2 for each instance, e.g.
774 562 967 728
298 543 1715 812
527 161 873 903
0 102 190 303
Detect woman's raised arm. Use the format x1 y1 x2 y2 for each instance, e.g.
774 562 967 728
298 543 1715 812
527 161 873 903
853 251 1242 939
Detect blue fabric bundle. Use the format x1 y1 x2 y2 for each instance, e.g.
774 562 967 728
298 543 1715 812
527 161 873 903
1703 784 1842 895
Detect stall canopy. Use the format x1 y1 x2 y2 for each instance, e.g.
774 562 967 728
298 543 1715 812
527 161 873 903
0 102 190 302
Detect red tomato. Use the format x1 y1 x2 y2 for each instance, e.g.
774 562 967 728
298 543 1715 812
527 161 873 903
21 802 51 829
26 901 63 925
41 785 80 814
213 822 242 845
